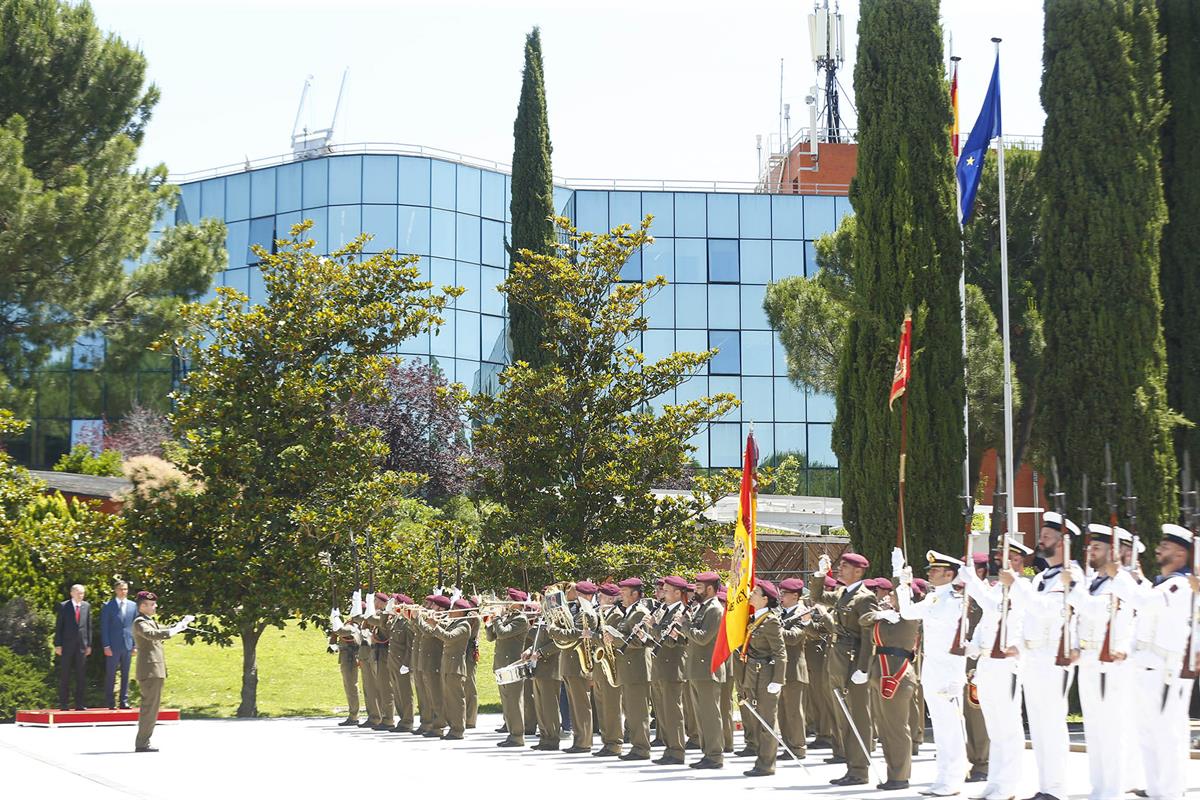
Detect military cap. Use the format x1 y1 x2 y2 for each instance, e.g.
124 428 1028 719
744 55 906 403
135 590 157 603
1114 527 1146 554
823 575 839 590
452 599 472 610
694 571 721 585
717 587 728 601
912 577 930 593
618 577 644 589
1041 511 1082 537
871 577 894 592
841 552 869 568
686 583 696 592
506 587 529 602
598 583 621 597
926 550 964 570
663 575 689 590
1007 539 1034 556
654 577 665 587
575 580 598 595
1161 523 1194 550
756 579 779 600
1087 523 1115 543
426 594 452 609
373 591 389 603
972 552 990 566
779 577 805 593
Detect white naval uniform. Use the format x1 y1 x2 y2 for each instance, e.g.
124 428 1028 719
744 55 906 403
897 580 968 795
1010 563 1079 800
1113 570 1195 800
1067 569 1136 800
962 568 1027 800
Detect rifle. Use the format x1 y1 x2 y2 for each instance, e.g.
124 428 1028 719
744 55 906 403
1098 444 1118 664
1050 459 1072 668
989 453 1011 659
949 489 974 657
1181 454 1198 680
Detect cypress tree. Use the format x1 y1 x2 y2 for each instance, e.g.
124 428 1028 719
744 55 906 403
509 27 556 368
1037 0 1176 544
1160 0 1200 462
834 0 965 568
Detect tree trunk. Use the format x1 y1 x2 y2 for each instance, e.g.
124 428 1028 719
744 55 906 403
236 623 264 718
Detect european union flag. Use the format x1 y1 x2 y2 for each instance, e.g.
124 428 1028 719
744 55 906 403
956 54 1002 226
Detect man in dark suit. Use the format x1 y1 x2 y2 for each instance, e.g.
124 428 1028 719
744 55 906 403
54 584 92 710
101 578 137 709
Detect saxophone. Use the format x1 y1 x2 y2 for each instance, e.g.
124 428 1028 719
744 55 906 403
592 603 618 687
577 607 596 674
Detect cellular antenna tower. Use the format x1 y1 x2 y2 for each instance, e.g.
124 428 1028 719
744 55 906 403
808 0 847 143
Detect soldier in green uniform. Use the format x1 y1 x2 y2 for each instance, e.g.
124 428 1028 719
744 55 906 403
717 587 735 754
130 591 192 752
813 551 879 787
778 576 811 760
409 603 428 735
487 588 532 747
548 580 598 754
681 584 701 750
608 577 653 760
422 598 472 739
526 586 564 751
332 613 362 726
464 599 481 729
353 601 379 729
366 592 394 730
386 593 414 733
861 577 920 791
650 576 690 765
590 582 624 757
810 574 845 761
673 571 726 770
419 594 449 736
739 580 787 777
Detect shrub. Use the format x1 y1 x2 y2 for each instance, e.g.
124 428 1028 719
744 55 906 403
0 645 54 720
0 597 53 664
52 444 124 477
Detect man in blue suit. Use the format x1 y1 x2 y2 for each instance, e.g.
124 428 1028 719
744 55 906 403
101 578 137 709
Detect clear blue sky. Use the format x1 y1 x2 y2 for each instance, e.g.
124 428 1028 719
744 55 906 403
89 0 1046 183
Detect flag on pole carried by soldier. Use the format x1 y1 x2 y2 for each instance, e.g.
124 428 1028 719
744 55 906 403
710 430 758 671
888 313 913 411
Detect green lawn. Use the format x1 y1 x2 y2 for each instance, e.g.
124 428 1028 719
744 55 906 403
161 620 500 718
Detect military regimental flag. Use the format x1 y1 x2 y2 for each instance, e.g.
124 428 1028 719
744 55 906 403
711 430 759 671
889 312 913 411
950 57 960 158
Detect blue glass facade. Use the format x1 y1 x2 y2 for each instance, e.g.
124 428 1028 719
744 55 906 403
21 151 852 486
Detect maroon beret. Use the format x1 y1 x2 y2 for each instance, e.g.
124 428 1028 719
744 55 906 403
841 553 869 568
686 583 696 592
717 587 728 601
695 571 721 584
452 599 472 610
575 580 598 595
663 575 689 590
779 577 805 593
373 591 389 603
823 575 839 590
871 577 894 591
598 582 620 597
654 577 665 587
426 594 452 609
757 579 779 600
135 591 157 603
911 578 929 593
972 553 990 566
506 587 529 602
618 577 644 590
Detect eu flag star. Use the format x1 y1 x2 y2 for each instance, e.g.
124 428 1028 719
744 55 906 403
966 156 975 166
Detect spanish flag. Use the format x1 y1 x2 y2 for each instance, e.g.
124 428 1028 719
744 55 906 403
888 312 913 411
711 430 758 671
950 57 960 158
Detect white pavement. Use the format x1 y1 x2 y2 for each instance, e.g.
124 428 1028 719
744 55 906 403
2 713 1197 799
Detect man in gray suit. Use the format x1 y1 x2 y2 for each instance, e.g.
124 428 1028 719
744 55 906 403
101 578 137 709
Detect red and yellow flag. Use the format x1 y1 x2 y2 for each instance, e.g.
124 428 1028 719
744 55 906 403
889 313 913 411
711 430 759 671
950 59 960 157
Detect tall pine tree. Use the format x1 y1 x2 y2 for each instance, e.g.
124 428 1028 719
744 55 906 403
833 0 964 568
1037 0 1176 544
508 27 556 367
1160 0 1200 462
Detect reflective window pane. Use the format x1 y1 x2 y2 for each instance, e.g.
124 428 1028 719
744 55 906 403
430 209 455 258
398 205 430 255
329 205 362 251
431 308 455 357
674 193 706 237
398 157 431 205
676 373 708 404
644 237 674 282
329 156 362 205
302 159 328 208
553 186 571 216
707 194 738 238
835 195 855 224
430 160 456 210
226 172 250 221
805 241 818 275
481 314 505 363
362 205 397 252
676 330 709 370
456 166 480 215
710 422 741 468
775 378 805 421
745 422 774 465
642 192 674 236
178 183 200 224
363 155 398 204
741 377 773 425
772 240 805 280
709 285 739 328
481 219 505 268
275 210 301 244
249 265 266 305
272 164 298 213
455 310 480 361
687 429 709 467
248 216 275 263
771 195 804 238
643 284 673 329
481 266 505 316
225 220 249 267
610 191 641 229
481 170 505 220
201 179 224 218
741 240 771 283
803 195 837 239
708 330 740 375
576 191 608 233
676 285 707 328
304 207 328 254
620 249 641 282
675 238 706 283
456 261 480 312
741 329 773 375
740 284 768 330
808 423 836 466
807 390 836 423
708 239 739 283
739 195 771 239
710 376 740 420
456 213 480 263
642 329 674 363
222 266 249 295
775 422 806 457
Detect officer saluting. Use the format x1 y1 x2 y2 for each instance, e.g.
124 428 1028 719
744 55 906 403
131 591 193 753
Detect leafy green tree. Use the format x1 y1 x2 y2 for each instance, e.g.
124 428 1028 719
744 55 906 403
470 218 739 585
1037 0 1177 543
0 0 225 401
508 27 556 368
52 444 123 476
1160 0 1200 461
834 0 965 568
131 224 460 717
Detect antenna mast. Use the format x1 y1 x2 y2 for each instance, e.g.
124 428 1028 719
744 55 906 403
808 0 846 143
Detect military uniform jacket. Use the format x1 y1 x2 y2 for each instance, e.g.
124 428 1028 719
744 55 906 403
861 609 919 699
387 614 411 664
132 614 171 681
612 599 652 684
593 603 623 687
1011 563 1080 656
528 621 562 681
814 578 880 676
409 617 425 673
680 597 726 682
1113 569 1193 673
548 600 598 680
417 615 443 673
779 604 811 684
429 617 471 677
486 611 530 669
652 601 687 682
741 609 786 686
1067 569 1135 660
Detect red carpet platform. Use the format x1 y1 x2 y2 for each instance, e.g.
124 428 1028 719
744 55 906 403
15 708 180 727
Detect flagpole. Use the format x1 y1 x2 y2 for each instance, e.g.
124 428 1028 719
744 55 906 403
993 37 1017 545
951 51 972 544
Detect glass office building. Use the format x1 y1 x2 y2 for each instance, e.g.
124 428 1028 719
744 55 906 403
15 149 851 490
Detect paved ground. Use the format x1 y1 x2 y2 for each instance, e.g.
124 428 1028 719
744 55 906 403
2 713 1197 798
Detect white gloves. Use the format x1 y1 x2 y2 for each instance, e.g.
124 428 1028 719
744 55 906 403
350 590 363 618
877 609 901 624
891 547 906 577
850 670 869 685
399 665 410 675
957 564 974 584
329 607 343 632
818 554 832 575
899 566 913 585
965 642 982 659
766 682 782 695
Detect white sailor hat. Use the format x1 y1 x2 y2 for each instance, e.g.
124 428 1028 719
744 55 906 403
1042 511 1081 537
1113 527 1146 554
925 550 964 569
1006 537 1034 556
1161 524 1194 550
1086 523 1115 543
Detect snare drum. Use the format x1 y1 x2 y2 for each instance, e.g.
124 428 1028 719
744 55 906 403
494 661 528 685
